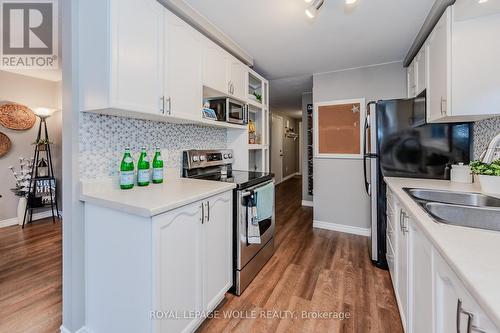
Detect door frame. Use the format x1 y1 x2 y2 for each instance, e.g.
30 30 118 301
271 114 284 184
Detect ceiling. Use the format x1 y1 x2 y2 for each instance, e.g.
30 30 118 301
185 0 435 117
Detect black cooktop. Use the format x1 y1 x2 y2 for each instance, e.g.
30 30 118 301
193 170 274 189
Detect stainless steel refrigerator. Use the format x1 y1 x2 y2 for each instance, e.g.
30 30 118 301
363 95 471 268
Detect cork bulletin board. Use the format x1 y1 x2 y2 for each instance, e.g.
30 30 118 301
314 99 365 159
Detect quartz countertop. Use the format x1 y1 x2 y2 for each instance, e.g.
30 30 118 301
385 177 500 329
80 177 236 217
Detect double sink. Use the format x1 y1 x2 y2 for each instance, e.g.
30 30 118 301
404 188 500 232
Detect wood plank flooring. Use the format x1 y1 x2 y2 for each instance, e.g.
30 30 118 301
197 176 403 333
0 218 62 333
0 176 402 333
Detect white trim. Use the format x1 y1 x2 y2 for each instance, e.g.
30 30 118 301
60 325 93 333
313 220 370 237
0 210 62 228
279 172 300 184
313 60 403 76
313 98 366 159
301 200 313 207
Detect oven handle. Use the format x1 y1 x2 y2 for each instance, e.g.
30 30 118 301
241 180 275 197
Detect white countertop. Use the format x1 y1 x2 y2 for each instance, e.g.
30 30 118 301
385 177 500 329
80 177 236 217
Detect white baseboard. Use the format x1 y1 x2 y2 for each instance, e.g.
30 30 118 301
0 210 62 228
301 200 313 207
60 325 93 333
313 220 370 237
280 172 300 184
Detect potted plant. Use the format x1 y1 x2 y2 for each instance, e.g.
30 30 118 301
470 159 500 195
32 138 52 151
9 158 33 225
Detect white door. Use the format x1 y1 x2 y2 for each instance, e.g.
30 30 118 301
203 38 229 94
203 192 233 312
426 8 451 122
410 221 433 333
228 56 247 100
397 208 409 330
271 115 284 184
165 11 203 121
110 0 164 115
155 201 203 333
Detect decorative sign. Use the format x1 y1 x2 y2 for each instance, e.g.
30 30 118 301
307 104 313 196
34 178 56 205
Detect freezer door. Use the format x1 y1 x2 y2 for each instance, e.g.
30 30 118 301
369 156 379 262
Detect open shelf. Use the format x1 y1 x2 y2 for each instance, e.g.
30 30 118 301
248 144 268 150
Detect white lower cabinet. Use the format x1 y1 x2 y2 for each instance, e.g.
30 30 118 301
84 190 233 333
387 188 499 333
154 191 233 333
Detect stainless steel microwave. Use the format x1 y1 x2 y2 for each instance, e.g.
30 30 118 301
208 98 248 125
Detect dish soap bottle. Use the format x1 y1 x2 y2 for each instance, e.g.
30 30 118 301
152 147 164 184
120 147 134 190
137 147 150 187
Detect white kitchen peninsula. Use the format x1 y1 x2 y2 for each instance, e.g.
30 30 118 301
80 178 235 333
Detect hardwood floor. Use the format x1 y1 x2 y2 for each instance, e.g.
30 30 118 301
0 218 62 333
197 176 403 333
0 177 402 333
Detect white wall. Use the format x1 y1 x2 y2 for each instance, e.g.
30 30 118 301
312 62 407 231
0 71 62 222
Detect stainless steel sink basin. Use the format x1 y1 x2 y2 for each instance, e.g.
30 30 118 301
407 188 500 208
425 202 500 232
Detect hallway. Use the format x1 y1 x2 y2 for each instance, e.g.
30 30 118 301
197 176 403 333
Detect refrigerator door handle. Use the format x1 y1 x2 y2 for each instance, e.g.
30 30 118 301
363 154 371 196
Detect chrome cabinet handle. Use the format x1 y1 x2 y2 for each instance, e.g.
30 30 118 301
201 202 204 224
457 299 487 333
166 97 172 115
160 96 165 114
441 97 447 115
206 201 210 222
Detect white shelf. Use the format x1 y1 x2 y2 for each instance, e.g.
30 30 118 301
247 98 264 109
200 118 247 130
248 144 268 150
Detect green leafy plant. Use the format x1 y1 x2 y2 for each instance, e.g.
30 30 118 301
32 138 52 145
470 159 500 176
252 92 262 102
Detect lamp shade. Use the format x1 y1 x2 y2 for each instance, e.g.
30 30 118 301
34 107 56 119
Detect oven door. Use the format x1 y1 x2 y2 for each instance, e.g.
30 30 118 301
236 180 275 271
227 99 248 125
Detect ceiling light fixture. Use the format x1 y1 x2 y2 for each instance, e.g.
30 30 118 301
345 0 357 4
305 0 324 19
478 0 489 3
304 0 313 3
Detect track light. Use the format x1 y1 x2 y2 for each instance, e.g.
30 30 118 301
305 0 324 19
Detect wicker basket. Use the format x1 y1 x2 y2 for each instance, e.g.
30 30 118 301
0 102 36 130
0 132 11 158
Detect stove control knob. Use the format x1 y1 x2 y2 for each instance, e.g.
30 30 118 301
223 154 228 159
228 153 233 159
200 155 206 161
192 156 199 162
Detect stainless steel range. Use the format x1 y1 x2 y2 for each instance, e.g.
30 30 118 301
182 149 275 295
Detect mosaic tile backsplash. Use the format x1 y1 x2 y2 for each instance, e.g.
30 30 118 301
79 113 227 179
473 116 500 160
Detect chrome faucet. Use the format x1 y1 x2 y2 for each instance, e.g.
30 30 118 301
480 132 500 164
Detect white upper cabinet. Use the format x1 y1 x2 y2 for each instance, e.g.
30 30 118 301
426 8 451 123
80 0 165 117
228 56 248 101
203 38 230 95
407 60 416 98
415 48 427 96
425 1 500 123
164 11 203 121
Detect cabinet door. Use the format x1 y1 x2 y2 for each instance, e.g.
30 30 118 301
407 60 416 98
228 56 247 100
110 0 164 115
165 11 203 121
203 192 233 312
154 201 203 333
203 39 230 94
410 221 433 333
426 8 451 122
396 208 409 330
416 48 426 95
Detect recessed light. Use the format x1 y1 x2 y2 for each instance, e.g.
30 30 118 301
345 0 357 4
478 0 488 3
304 0 313 3
305 0 324 19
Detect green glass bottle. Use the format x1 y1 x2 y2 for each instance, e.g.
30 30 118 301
137 147 150 187
152 147 164 184
120 147 134 190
